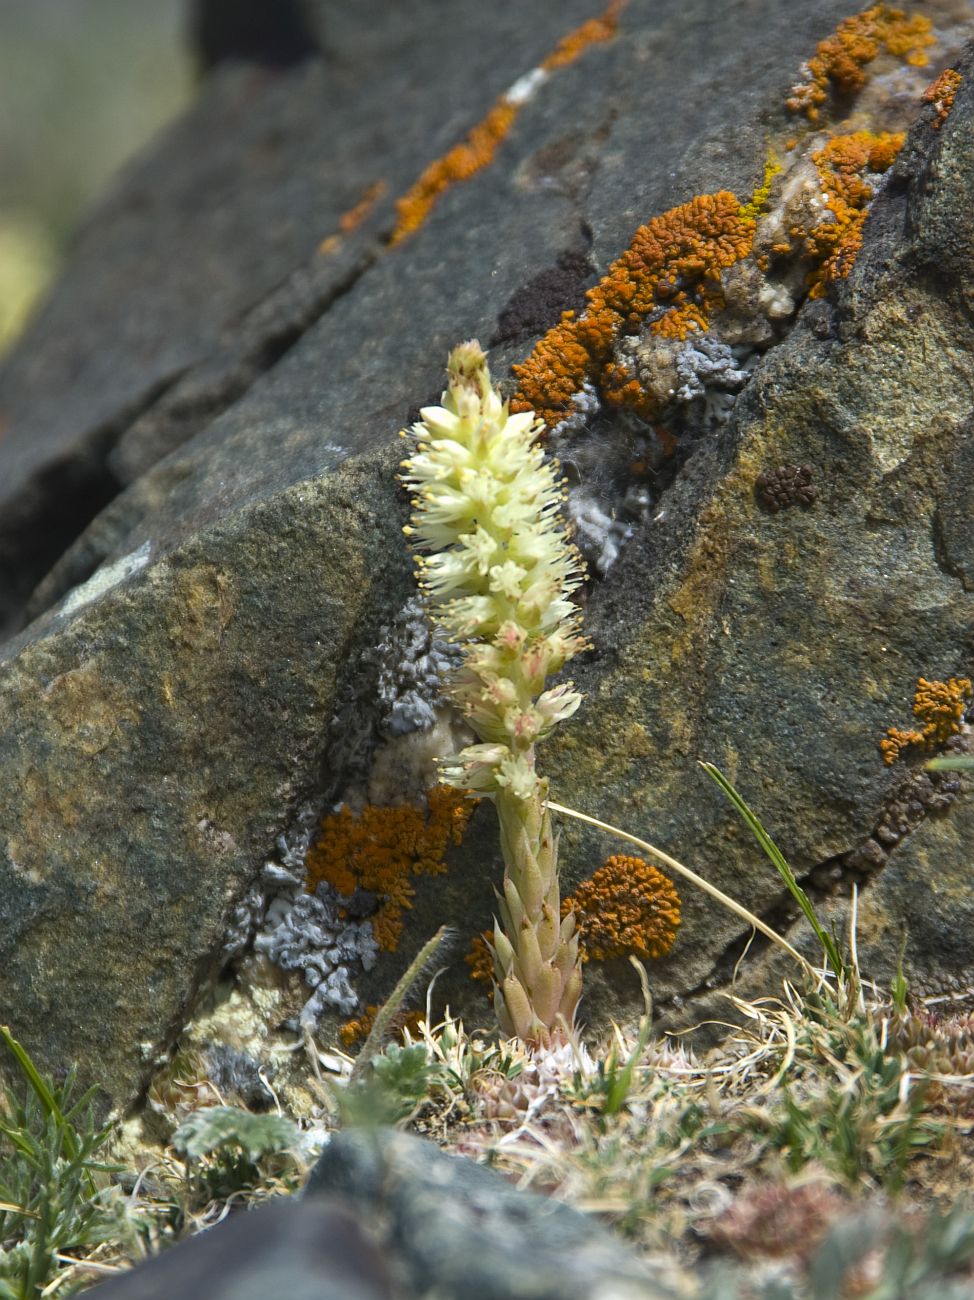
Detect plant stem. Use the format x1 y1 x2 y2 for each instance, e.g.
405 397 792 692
492 788 581 1045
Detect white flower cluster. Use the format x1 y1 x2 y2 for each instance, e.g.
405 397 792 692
400 342 587 798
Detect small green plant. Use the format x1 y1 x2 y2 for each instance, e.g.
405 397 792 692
347 926 451 1085
577 960 655 1125
0 1027 121 1299
925 754 974 771
171 1106 302 1207
743 1004 942 1192
338 1042 444 1127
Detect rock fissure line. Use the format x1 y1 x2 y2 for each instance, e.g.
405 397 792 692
0 365 191 640
110 242 384 486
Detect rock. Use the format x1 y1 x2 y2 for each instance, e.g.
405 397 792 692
86 1195 394 1300
0 455 408 1112
190 0 320 72
0 0 606 633
0 0 973 1106
85 1128 668 1299
307 1128 666 1299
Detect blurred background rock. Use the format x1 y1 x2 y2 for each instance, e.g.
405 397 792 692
0 0 193 354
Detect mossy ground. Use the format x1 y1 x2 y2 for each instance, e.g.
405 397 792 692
6 953 974 1298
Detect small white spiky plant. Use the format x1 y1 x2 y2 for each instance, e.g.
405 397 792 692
400 340 587 1045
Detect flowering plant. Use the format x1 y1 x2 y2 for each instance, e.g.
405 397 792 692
400 341 587 1043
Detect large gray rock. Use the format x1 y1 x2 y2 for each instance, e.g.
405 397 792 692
0 0 972 1106
0 0 606 630
87 1195 394 1300
307 1129 667 1299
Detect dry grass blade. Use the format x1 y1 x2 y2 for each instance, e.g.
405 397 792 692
545 800 821 980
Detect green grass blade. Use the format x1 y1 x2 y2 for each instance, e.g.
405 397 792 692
0 1027 67 1134
699 763 847 982
925 755 974 771
0 1025 94 1193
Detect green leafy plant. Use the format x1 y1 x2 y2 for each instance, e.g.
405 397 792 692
0 1026 121 1299
348 926 451 1085
744 1007 942 1192
579 960 655 1124
338 1043 444 1128
171 1106 301 1206
925 754 974 771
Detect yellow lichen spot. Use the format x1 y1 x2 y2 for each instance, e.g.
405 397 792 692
786 5 934 122
304 786 475 951
738 151 783 225
922 67 962 130
804 130 905 297
881 675 972 764
561 854 681 962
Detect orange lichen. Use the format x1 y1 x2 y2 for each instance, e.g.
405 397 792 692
803 130 905 297
786 5 934 122
512 190 759 428
319 180 388 254
880 676 972 764
339 179 387 233
339 1004 426 1048
923 67 962 129
561 854 681 962
390 2 624 245
391 101 519 245
541 0 624 71
466 931 497 995
305 786 475 951
466 854 680 991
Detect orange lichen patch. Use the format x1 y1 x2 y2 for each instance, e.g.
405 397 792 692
305 786 476 951
318 180 388 255
786 5 934 122
803 130 904 297
881 676 972 764
339 1004 426 1048
562 854 681 962
339 180 388 233
391 101 518 245
512 190 758 429
466 931 497 996
923 67 962 129
390 2 624 246
541 0 625 71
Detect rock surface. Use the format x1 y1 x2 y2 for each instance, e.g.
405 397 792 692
0 0 972 1107
306 1128 666 1299
87 1128 669 1299
87 1194 395 1300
